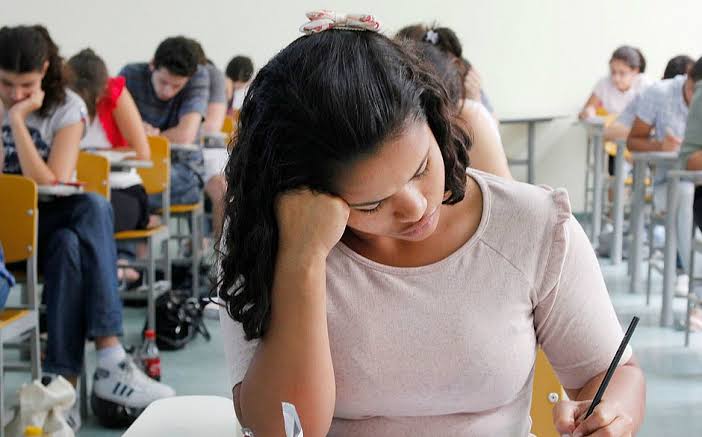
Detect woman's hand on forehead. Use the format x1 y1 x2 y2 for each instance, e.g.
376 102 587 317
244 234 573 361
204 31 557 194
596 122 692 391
275 189 350 261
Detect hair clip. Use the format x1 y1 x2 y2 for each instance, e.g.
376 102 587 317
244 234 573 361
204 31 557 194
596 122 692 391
300 10 382 34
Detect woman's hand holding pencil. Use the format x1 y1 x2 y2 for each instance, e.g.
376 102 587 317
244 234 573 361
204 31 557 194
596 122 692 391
552 316 639 437
553 398 633 437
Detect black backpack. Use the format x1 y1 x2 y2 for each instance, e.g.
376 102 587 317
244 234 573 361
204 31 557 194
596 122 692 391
144 290 211 350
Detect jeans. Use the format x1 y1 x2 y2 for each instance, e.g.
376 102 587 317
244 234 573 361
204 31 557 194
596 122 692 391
38 193 123 376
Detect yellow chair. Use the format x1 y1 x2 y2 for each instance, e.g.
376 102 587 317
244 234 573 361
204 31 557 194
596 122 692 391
77 137 172 330
115 136 172 329
530 348 566 437
169 200 203 297
77 151 111 200
221 115 235 138
0 174 41 431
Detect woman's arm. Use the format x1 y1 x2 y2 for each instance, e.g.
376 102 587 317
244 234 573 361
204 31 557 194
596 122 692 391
579 93 601 120
235 191 348 437
627 117 681 152
8 90 82 184
558 357 645 436
112 89 150 160
459 102 512 179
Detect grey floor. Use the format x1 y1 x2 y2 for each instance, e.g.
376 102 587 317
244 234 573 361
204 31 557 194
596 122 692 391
4 256 702 436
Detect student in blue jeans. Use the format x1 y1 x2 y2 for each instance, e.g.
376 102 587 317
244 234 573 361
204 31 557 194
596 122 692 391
0 25 174 430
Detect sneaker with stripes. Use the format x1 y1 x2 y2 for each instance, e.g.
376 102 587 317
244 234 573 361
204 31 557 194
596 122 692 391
91 356 175 427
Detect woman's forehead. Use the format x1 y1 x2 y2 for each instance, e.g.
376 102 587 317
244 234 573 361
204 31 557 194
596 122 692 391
337 121 434 200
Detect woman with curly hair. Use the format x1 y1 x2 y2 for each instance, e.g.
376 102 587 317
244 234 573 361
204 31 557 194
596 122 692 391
218 12 644 437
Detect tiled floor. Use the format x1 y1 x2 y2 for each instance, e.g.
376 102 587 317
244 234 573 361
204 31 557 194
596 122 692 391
3 256 701 436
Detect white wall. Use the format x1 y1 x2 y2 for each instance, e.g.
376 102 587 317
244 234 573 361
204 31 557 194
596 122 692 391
4 0 702 211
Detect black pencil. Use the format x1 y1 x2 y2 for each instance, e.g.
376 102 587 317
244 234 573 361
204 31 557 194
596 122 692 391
584 316 640 418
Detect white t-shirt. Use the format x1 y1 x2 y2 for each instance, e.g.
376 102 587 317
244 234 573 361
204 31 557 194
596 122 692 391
231 85 250 111
80 117 142 189
593 73 653 114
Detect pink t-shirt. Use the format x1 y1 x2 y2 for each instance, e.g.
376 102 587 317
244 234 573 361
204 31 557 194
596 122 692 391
220 169 631 436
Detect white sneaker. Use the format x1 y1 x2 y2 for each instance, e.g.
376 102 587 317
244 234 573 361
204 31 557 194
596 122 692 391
676 274 690 297
92 356 175 409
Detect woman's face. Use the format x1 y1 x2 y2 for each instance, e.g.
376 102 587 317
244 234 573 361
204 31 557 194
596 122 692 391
0 68 45 109
337 120 447 242
610 59 638 92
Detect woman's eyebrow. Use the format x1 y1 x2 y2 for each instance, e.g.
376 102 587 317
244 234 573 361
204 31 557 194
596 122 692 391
347 149 430 208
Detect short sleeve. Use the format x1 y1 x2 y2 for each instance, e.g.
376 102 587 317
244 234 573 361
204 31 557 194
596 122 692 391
534 191 632 389
51 90 89 137
98 77 126 113
220 303 260 387
633 85 660 126
207 65 227 104
177 66 210 120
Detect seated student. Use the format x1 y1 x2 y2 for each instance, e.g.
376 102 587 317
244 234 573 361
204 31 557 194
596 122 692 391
579 46 651 120
66 48 151 232
0 243 13 310
402 35 511 179
605 54 694 141
0 25 174 430
191 39 228 239
119 36 210 206
224 55 254 112
66 48 155 284
218 13 644 436
396 24 497 119
627 57 702 293
678 61 702 329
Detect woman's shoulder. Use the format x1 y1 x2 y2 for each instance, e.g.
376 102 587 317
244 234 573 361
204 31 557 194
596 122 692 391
473 170 571 220
471 169 572 257
42 88 88 124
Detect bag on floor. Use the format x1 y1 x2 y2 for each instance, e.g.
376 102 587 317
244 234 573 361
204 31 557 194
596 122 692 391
145 290 211 350
5 376 75 437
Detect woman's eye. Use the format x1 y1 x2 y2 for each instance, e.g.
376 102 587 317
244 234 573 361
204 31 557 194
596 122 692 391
413 160 430 179
358 202 382 214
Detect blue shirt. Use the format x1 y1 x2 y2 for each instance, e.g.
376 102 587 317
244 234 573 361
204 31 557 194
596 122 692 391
634 75 689 141
119 63 210 131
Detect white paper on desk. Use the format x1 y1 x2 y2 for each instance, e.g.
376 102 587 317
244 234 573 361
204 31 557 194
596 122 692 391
91 150 137 162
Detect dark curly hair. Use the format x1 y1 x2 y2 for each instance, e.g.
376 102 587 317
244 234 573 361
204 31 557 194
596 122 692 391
217 30 471 340
0 25 66 118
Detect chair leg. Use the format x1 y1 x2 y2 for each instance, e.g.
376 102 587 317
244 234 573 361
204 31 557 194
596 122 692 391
686 220 697 347
147 237 156 331
191 211 201 297
646 220 655 306
80 365 88 419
